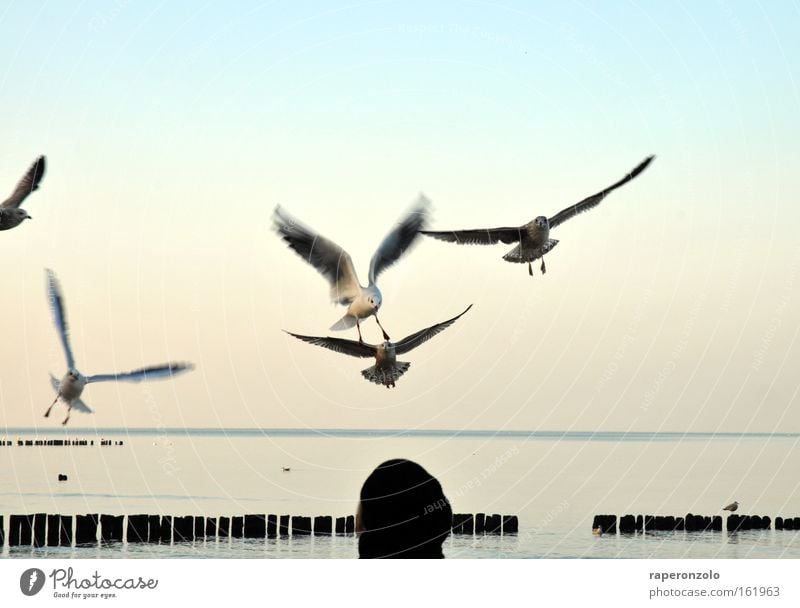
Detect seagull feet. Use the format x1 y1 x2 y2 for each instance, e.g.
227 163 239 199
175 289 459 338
540 258 547 275
382 330 391 341
528 262 533 277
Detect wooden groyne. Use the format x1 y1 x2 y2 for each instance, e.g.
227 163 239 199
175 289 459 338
592 513 800 534
0 438 124 447
0 512 518 547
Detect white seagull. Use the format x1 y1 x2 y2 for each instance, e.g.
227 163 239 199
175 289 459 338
421 156 654 276
285 304 472 388
0 156 46 231
273 197 430 343
722 501 739 513
44 269 195 425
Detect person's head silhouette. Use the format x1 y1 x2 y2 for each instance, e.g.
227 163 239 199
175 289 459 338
357 458 452 558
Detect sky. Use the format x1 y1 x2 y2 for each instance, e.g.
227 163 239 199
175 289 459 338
0 0 798 431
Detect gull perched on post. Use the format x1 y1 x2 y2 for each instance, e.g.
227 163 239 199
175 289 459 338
44 269 195 425
273 196 430 343
722 501 739 512
421 156 654 276
0 156 46 231
285 305 472 388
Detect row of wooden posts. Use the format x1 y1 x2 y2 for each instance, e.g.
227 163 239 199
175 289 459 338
593 514 800 534
0 513 518 547
0 439 123 447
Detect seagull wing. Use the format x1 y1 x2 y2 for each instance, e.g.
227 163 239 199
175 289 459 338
2 156 46 209
273 206 362 304
284 331 376 358
368 195 431 284
394 304 473 355
86 362 195 384
45 269 77 371
71 398 93 413
420 226 523 245
548 155 654 229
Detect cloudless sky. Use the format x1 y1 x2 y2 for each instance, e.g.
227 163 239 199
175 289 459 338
1 0 798 431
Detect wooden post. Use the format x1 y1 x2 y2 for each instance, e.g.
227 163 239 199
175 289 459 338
33 513 47 547
619 515 636 534
474 513 486 534
644 515 655 532
462 514 475 535
502 515 518 534
194 516 205 539
127 514 148 543
159 516 172 544
635 515 643 532
334 516 345 535
8 514 31 546
345 515 354 535
762 516 772 530
727 514 741 532
100 515 124 543
711 516 722 532
451 514 463 534
314 516 332 536
75 514 98 545
279 515 290 536
231 516 244 538
784 517 794 530
173 516 194 542
245 515 266 538
292 516 311 536
60 515 72 546
47 514 61 546
267 515 277 538
0 515 3 547
775 517 784 530
147 515 161 543
205 517 217 538
218 516 231 538
675 517 685 531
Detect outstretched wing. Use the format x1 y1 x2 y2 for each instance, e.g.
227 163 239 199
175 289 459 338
368 195 431 284
421 226 523 246
71 398 93 413
548 155 654 229
86 362 195 384
284 330 376 358
2 156 46 209
394 304 473 355
45 269 77 371
273 206 361 304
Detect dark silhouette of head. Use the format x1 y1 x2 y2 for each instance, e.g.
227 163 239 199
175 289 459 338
358 458 452 558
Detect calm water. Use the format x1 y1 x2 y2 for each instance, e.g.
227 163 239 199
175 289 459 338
1 428 799 559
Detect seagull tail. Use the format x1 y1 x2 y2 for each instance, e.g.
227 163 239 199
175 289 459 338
361 362 411 387
502 239 559 263
330 314 358 331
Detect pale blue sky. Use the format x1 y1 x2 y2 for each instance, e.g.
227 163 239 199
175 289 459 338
1 1 798 431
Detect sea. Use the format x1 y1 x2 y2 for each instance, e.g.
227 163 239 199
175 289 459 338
1 428 799 559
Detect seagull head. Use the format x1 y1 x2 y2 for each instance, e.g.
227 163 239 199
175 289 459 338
534 216 548 229
12 208 32 222
368 294 382 311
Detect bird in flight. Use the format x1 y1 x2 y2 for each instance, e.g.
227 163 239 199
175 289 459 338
0 156 46 231
273 196 430 343
44 269 195 425
421 156 654 276
284 304 472 388
722 501 739 512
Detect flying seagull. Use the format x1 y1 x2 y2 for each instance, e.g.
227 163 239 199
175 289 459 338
421 156 654 276
44 269 195 425
722 501 739 512
0 156 46 231
273 196 430 343
285 304 472 388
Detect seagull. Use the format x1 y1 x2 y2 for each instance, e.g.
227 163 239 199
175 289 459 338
284 305 472 388
421 156 654 276
0 156 46 231
273 197 430 343
722 501 739 512
43 269 195 425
